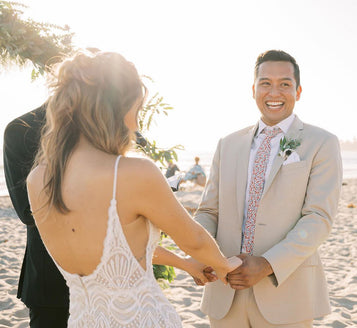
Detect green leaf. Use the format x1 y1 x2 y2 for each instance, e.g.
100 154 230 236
173 152 178 161
153 264 176 283
0 1 74 77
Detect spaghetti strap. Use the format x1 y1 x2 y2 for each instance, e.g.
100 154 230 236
112 155 121 201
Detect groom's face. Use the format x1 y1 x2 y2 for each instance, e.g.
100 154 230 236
252 61 302 126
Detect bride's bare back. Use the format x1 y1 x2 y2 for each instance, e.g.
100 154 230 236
28 139 150 276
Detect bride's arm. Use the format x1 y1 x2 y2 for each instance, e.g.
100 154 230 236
152 246 217 285
123 158 242 283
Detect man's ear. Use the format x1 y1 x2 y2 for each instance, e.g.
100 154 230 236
296 85 302 101
252 84 256 99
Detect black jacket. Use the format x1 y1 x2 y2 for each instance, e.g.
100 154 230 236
3 105 69 307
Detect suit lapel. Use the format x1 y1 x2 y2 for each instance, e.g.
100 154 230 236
262 154 284 195
262 116 304 196
236 124 258 217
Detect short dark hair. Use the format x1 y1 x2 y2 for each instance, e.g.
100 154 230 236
254 50 300 89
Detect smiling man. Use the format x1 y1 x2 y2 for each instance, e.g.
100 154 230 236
253 58 302 126
194 50 342 327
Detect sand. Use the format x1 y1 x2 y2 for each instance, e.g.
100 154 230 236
0 180 356 327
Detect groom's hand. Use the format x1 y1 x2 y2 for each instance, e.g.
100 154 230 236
227 254 273 290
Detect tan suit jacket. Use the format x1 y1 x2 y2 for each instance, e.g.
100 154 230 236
195 116 342 324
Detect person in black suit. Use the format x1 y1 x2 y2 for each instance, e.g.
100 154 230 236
3 104 69 327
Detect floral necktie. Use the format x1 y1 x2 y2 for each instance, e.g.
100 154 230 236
241 127 282 254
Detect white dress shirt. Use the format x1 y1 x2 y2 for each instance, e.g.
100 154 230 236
242 114 296 233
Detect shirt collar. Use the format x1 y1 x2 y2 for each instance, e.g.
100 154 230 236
257 114 295 136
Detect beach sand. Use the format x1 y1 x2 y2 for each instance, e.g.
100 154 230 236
0 180 356 327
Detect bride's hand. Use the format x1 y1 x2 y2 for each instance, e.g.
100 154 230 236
184 257 217 285
214 256 243 285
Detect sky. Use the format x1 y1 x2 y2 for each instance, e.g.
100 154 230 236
1 0 357 153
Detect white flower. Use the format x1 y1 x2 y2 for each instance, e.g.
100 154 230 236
279 137 301 160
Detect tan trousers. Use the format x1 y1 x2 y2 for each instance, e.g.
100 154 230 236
209 288 313 328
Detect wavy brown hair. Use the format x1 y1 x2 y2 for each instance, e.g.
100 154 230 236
35 51 145 213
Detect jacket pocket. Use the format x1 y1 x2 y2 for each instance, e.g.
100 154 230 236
280 160 307 175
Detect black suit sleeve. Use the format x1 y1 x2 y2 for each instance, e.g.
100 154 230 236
3 106 46 226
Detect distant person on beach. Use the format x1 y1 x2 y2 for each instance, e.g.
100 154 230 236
26 51 241 327
194 50 342 327
181 156 206 186
3 104 70 328
165 160 180 178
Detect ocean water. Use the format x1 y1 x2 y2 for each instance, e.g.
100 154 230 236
1 150 357 196
176 150 357 179
340 150 357 179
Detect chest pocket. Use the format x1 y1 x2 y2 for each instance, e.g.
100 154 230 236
280 160 307 176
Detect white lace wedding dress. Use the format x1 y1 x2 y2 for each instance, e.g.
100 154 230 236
47 155 182 327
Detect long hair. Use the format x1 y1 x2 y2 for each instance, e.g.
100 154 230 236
35 51 145 213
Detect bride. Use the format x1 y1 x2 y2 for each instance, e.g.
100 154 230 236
27 51 241 327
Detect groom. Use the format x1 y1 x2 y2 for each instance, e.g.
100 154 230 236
195 50 342 327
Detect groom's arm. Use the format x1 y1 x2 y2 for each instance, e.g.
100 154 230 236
194 139 222 237
262 133 342 286
3 109 44 226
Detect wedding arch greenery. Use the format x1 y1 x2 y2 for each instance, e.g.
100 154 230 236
0 1 74 79
1 0 182 284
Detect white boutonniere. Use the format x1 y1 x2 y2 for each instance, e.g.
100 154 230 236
279 137 301 160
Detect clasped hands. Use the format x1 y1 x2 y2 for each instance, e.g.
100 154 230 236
192 254 273 289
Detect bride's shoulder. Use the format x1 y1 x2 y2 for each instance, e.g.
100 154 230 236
119 156 166 188
27 165 48 210
120 156 161 175
27 164 46 188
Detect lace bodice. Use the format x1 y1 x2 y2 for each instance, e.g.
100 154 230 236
48 155 182 327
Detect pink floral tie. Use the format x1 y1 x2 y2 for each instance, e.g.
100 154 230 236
241 127 282 255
